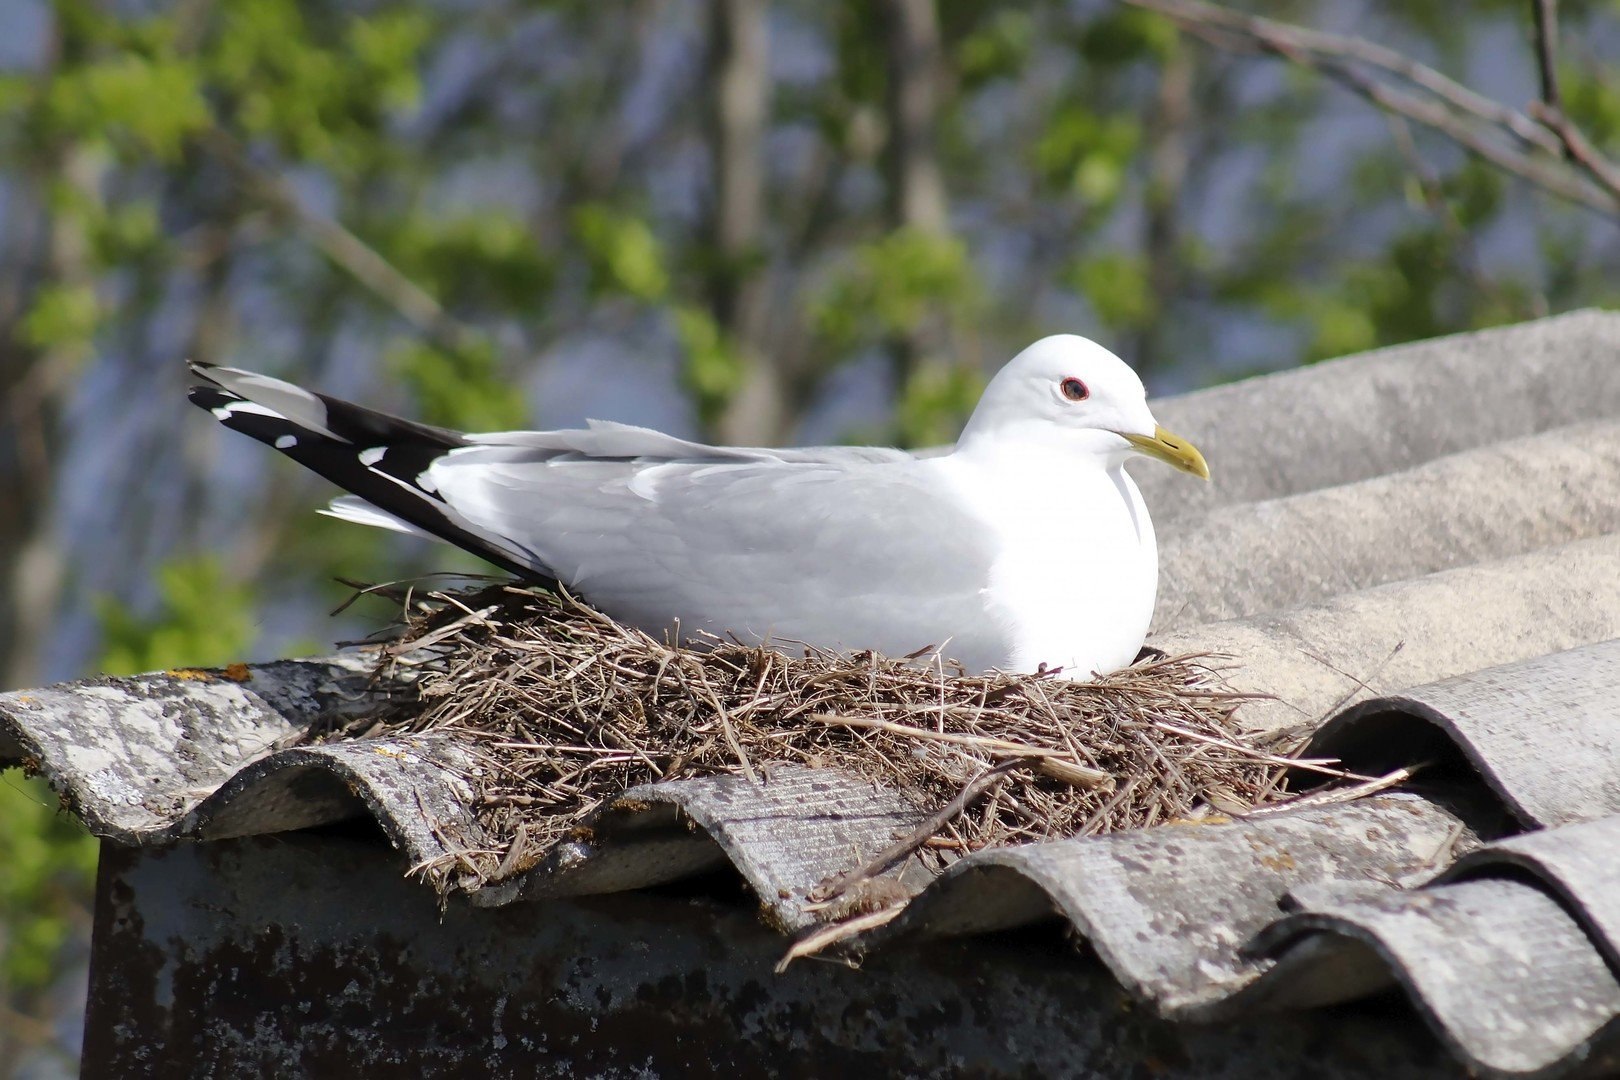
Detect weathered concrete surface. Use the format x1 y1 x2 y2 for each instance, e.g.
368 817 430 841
1140 309 1620 527
1305 639 1620 829
1442 816 1620 974
82 832 1464 1080
488 768 931 931
0 655 388 840
1154 534 1620 735
1248 878 1620 1078
874 794 1470 1015
1156 420 1620 630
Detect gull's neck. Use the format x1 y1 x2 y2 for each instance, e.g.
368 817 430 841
951 421 1129 479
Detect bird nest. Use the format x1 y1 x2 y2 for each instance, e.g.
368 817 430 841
325 580 1326 901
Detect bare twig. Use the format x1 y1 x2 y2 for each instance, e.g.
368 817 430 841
1531 0 1564 116
808 713 1112 786
1306 641 1404 722
1125 0 1620 216
1526 0 1620 201
1240 764 1422 819
811 757 1030 906
198 129 493 356
775 905 905 973
1128 0 1560 154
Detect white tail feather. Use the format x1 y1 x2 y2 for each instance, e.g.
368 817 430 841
204 366 342 441
319 496 437 539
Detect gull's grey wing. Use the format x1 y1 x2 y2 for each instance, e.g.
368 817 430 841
426 448 1013 669
467 419 920 465
188 362 983 658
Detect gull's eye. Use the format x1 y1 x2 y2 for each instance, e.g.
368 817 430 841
1059 377 1089 402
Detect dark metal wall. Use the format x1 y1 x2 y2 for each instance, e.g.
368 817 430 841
83 833 1460 1078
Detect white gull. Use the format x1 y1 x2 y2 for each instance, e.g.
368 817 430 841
189 335 1208 677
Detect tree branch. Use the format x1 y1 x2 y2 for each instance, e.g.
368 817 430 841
1125 0 1620 217
1317 47 1618 214
199 129 490 358
1129 0 1561 156
1526 0 1620 202
1530 0 1564 116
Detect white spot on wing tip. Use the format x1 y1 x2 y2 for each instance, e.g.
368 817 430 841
358 446 386 467
216 400 281 421
274 434 297 450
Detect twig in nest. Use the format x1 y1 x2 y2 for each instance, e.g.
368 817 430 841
808 714 1113 787
811 757 1032 907
775 906 906 973
1240 764 1424 819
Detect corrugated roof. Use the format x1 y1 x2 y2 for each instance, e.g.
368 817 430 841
6 310 1620 1078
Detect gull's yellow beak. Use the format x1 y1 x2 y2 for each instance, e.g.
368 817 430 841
1122 425 1210 480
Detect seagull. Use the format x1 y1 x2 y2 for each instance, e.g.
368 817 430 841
189 335 1208 677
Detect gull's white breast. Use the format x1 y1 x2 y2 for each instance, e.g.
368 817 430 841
928 450 1159 677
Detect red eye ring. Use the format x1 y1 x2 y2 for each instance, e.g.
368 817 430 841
1060 377 1089 402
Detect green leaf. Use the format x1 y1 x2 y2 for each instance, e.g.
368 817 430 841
812 227 979 352
1032 104 1139 205
1078 9 1178 66
571 203 669 303
895 362 984 449
21 283 100 353
386 209 552 312
1068 251 1154 331
0 775 96 992
1305 296 1379 361
673 305 748 428
956 11 1036 87
208 0 433 171
348 10 432 111
91 200 163 263
1442 159 1504 229
95 555 257 676
389 337 527 432
45 54 209 160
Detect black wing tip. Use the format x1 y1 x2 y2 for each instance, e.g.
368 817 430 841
188 384 240 410
184 366 549 584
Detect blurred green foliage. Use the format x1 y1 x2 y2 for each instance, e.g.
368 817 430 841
895 362 986 449
5 0 1620 1068
814 228 979 351
674 305 749 429
0 776 96 993
95 556 257 677
1068 251 1154 333
391 339 529 432
573 202 671 303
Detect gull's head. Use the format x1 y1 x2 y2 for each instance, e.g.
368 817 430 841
956 334 1209 479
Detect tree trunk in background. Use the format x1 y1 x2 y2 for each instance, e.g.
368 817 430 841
706 0 787 446
0 148 97 690
882 0 950 397
883 0 948 238
1131 38 1193 379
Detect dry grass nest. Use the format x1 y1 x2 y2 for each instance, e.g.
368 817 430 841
334 580 1325 899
